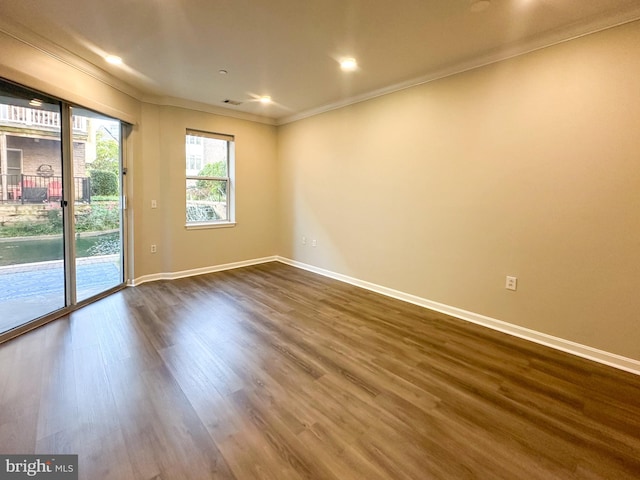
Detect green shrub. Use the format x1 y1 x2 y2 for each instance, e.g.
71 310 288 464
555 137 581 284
46 208 64 230
0 208 63 237
90 170 118 196
0 204 119 238
91 195 120 202
87 235 120 256
0 222 60 237
75 203 120 232
196 162 227 200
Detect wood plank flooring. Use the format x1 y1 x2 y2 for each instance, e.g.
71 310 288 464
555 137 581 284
1 261 639 479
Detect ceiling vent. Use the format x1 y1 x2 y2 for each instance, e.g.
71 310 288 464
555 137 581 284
223 99 242 106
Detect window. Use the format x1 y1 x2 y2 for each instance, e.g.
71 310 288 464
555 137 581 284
185 129 234 226
7 149 22 181
186 154 203 173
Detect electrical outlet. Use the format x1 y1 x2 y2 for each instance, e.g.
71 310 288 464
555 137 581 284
151 199 157 209
302 236 307 245
506 276 517 291
151 244 157 253
312 239 317 247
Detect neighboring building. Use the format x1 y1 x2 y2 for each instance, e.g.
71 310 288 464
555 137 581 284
0 104 90 203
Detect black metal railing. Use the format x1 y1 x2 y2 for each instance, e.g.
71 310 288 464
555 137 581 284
0 174 90 204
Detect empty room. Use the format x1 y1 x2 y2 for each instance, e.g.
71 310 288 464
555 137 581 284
0 1 639 479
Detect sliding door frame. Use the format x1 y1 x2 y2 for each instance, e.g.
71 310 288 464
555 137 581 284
61 103 77 306
0 83 129 344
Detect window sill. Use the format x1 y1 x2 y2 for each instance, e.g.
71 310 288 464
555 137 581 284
185 222 236 230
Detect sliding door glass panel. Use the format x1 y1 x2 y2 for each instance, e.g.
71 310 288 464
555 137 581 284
71 108 123 302
0 81 65 332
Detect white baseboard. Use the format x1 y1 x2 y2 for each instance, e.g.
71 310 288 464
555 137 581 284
128 256 278 286
276 256 640 376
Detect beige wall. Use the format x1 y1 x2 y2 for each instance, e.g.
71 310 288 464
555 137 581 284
278 21 640 360
135 105 279 276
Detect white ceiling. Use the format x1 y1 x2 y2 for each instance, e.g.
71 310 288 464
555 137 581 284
1 0 639 123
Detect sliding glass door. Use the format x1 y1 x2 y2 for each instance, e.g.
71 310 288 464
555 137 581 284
72 108 124 302
0 79 125 336
0 83 65 331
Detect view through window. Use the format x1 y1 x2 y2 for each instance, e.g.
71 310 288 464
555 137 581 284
185 130 234 225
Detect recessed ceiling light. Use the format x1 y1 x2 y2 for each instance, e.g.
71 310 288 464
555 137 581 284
340 57 358 72
259 96 272 104
470 0 491 12
29 99 43 107
105 55 122 65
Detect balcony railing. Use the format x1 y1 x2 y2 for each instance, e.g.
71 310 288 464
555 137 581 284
0 174 90 204
0 105 87 132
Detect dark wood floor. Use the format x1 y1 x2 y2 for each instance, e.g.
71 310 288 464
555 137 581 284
1 262 639 479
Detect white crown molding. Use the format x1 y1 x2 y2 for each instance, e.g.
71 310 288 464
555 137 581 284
142 95 278 126
0 20 143 102
276 257 640 376
128 256 277 286
277 12 640 126
2 9 639 127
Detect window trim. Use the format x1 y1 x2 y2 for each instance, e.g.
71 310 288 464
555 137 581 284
185 129 235 228
185 221 236 230
6 148 23 177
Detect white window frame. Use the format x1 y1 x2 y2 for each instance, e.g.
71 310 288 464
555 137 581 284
185 129 235 229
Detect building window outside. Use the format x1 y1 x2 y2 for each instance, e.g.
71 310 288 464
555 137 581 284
6 149 22 178
185 129 234 225
186 135 202 146
186 154 203 173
